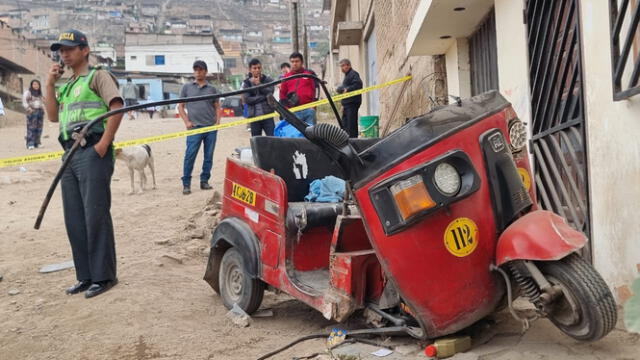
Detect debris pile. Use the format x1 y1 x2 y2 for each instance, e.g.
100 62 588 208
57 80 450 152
154 191 223 264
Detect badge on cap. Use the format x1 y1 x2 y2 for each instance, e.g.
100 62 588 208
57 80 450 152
59 32 75 41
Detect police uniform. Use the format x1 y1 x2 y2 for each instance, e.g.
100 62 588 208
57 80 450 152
51 30 123 297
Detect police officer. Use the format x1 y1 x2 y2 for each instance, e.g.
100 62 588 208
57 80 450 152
44 30 124 298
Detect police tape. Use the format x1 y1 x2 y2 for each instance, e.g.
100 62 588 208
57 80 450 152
0 75 412 168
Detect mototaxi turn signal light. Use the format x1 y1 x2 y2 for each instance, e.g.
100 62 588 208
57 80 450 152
390 175 436 220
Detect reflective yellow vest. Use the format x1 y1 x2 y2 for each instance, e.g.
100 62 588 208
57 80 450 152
57 68 109 141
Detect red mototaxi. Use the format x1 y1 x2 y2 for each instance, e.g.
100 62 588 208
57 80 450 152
204 90 616 342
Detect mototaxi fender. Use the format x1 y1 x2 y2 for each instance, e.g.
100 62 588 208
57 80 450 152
495 210 587 266
203 217 261 293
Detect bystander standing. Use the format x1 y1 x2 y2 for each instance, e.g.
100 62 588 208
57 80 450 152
177 60 221 195
23 80 46 149
336 59 363 138
279 52 317 125
242 58 275 136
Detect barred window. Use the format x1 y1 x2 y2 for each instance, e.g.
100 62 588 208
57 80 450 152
609 0 640 100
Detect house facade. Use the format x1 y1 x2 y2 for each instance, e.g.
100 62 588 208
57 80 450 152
0 20 52 125
124 33 224 75
115 77 177 106
330 0 640 303
327 0 447 133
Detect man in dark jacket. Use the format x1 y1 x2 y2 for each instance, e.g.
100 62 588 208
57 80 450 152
242 58 275 136
336 59 363 138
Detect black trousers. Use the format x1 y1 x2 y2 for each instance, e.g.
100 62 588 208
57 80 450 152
342 104 360 138
61 145 116 283
250 118 275 137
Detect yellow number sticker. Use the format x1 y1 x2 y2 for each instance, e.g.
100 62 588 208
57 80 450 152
517 168 531 191
444 217 479 257
231 182 256 206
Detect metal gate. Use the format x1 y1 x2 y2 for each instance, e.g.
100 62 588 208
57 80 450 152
525 0 591 260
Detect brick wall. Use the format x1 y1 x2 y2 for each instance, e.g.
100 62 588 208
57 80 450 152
0 21 53 99
0 22 52 80
0 72 22 97
372 0 447 134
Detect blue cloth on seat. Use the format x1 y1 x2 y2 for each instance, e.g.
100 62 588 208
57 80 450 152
274 120 304 138
304 176 346 203
274 110 316 138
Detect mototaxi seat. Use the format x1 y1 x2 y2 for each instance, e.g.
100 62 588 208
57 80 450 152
250 136 378 233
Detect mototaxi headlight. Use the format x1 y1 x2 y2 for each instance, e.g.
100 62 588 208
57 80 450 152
433 162 461 196
508 119 527 151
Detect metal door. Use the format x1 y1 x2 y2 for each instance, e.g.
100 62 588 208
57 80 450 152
525 0 591 260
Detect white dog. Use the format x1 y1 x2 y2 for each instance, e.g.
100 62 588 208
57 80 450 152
115 144 156 194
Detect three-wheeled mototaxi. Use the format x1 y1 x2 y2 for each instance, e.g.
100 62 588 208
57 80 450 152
203 81 617 342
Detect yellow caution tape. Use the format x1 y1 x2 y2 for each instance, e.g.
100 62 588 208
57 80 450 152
0 75 412 168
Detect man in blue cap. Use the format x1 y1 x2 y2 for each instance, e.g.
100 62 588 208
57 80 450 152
44 29 124 298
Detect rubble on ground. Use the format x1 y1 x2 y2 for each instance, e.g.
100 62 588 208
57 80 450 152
153 191 222 262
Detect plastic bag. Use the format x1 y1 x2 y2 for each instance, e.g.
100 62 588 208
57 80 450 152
274 120 305 138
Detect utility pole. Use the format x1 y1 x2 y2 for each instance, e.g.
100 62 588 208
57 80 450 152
302 25 309 67
300 0 309 65
290 0 299 53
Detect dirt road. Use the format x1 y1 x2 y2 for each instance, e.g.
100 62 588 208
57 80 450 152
0 116 334 360
1 116 638 360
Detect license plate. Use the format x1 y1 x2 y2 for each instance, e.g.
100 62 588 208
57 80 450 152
231 182 256 206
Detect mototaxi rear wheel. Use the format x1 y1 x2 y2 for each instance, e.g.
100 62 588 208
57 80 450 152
219 247 264 314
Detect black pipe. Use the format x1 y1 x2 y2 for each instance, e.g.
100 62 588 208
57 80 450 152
256 326 413 360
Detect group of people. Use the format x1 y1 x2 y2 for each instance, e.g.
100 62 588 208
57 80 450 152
239 53 364 139
36 28 364 299
180 50 363 194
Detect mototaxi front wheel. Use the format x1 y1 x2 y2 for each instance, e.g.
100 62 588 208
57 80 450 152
537 253 617 341
219 247 265 314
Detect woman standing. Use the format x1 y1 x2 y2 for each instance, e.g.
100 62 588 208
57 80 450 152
23 79 45 149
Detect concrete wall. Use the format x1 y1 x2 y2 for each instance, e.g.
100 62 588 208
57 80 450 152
373 0 446 133
0 21 52 95
440 1 531 125
331 0 367 90
494 0 532 126
124 45 224 74
330 0 446 133
579 0 640 299
0 20 52 125
445 38 471 99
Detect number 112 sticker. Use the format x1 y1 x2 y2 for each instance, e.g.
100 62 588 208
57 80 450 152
443 217 479 257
